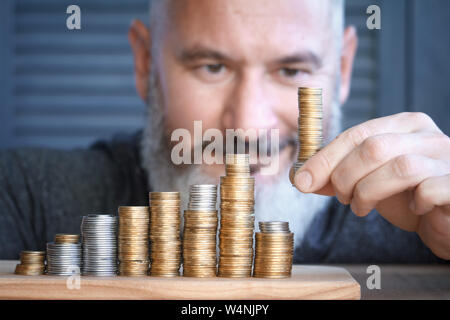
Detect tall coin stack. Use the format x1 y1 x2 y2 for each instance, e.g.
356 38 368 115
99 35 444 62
253 222 294 279
183 184 218 277
118 206 150 276
81 214 118 276
149 192 182 277
292 87 323 174
46 236 82 276
218 154 255 278
14 251 45 276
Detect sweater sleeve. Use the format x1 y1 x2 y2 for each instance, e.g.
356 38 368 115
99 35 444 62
0 147 122 259
295 198 449 263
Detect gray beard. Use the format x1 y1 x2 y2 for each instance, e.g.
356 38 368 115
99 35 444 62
141 72 342 249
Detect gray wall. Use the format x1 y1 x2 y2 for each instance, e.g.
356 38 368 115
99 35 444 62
410 1 450 131
377 0 450 135
0 0 449 149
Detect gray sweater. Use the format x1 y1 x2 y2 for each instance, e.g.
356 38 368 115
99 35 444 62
0 131 446 263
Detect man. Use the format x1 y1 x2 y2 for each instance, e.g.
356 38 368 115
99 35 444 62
0 0 449 262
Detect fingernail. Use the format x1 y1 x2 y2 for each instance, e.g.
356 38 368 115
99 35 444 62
295 170 312 192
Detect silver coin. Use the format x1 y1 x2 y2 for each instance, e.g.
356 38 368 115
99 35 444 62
46 243 82 276
259 221 290 233
187 184 218 211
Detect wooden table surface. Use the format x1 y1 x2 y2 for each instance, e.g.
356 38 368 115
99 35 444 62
0 260 360 300
1 260 448 299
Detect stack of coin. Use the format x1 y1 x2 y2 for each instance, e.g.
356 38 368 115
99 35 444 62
54 234 80 244
14 251 45 276
183 184 218 277
218 154 255 278
118 206 150 276
149 192 182 277
81 214 118 276
46 242 82 276
253 221 294 279
292 87 323 174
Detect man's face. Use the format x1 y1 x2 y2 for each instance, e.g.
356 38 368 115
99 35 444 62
135 0 356 246
152 0 341 183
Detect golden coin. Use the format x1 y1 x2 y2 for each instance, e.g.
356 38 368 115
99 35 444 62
149 192 182 277
218 155 255 278
15 250 46 276
54 234 80 244
118 206 150 276
182 184 219 277
252 222 294 279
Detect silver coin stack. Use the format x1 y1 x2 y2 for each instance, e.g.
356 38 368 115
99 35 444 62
46 243 82 276
188 184 218 211
258 221 290 233
81 214 118 276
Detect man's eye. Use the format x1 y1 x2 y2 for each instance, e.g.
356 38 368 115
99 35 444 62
193 63 230 83
280 68 300 77
205 64 225 73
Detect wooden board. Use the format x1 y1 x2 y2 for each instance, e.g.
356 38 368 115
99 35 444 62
0 260 360 300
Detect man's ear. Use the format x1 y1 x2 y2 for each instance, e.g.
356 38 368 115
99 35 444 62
339 26 358 105
129 19 151 102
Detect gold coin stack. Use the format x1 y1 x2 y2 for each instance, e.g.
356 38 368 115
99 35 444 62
118 206 150 276
218 154 255 278
54 234 80 244
293 87 323 174
183 184 218 277
253 222 294 279
149 192 182 277
14 251 46 276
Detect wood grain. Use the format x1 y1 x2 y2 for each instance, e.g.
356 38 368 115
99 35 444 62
0 260 360 300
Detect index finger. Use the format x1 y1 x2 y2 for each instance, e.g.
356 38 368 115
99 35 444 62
293 112 439 193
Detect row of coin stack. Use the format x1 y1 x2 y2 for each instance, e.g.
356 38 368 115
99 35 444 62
14 85 326 278
15 159 293 279
14 195 293 278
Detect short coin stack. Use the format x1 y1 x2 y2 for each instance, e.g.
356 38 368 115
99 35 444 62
14 251 45 275
292 87 323 174
183 184 218 277
149 192 182 277
54 234 80 244
81 214 118 276
253 222 294 279
118 206 150 276
218 154 255 278
46 235 82 276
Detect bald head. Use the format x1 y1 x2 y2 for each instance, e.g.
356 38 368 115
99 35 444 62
149 0 345 47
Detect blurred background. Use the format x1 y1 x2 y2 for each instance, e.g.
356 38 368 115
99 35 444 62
0 0 449 149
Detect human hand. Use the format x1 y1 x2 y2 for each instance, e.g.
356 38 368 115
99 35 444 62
292 112 450 260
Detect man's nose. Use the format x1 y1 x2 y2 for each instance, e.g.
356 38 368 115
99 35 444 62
222 71 278 132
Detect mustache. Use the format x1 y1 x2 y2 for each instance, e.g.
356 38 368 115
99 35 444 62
199 133 297 158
